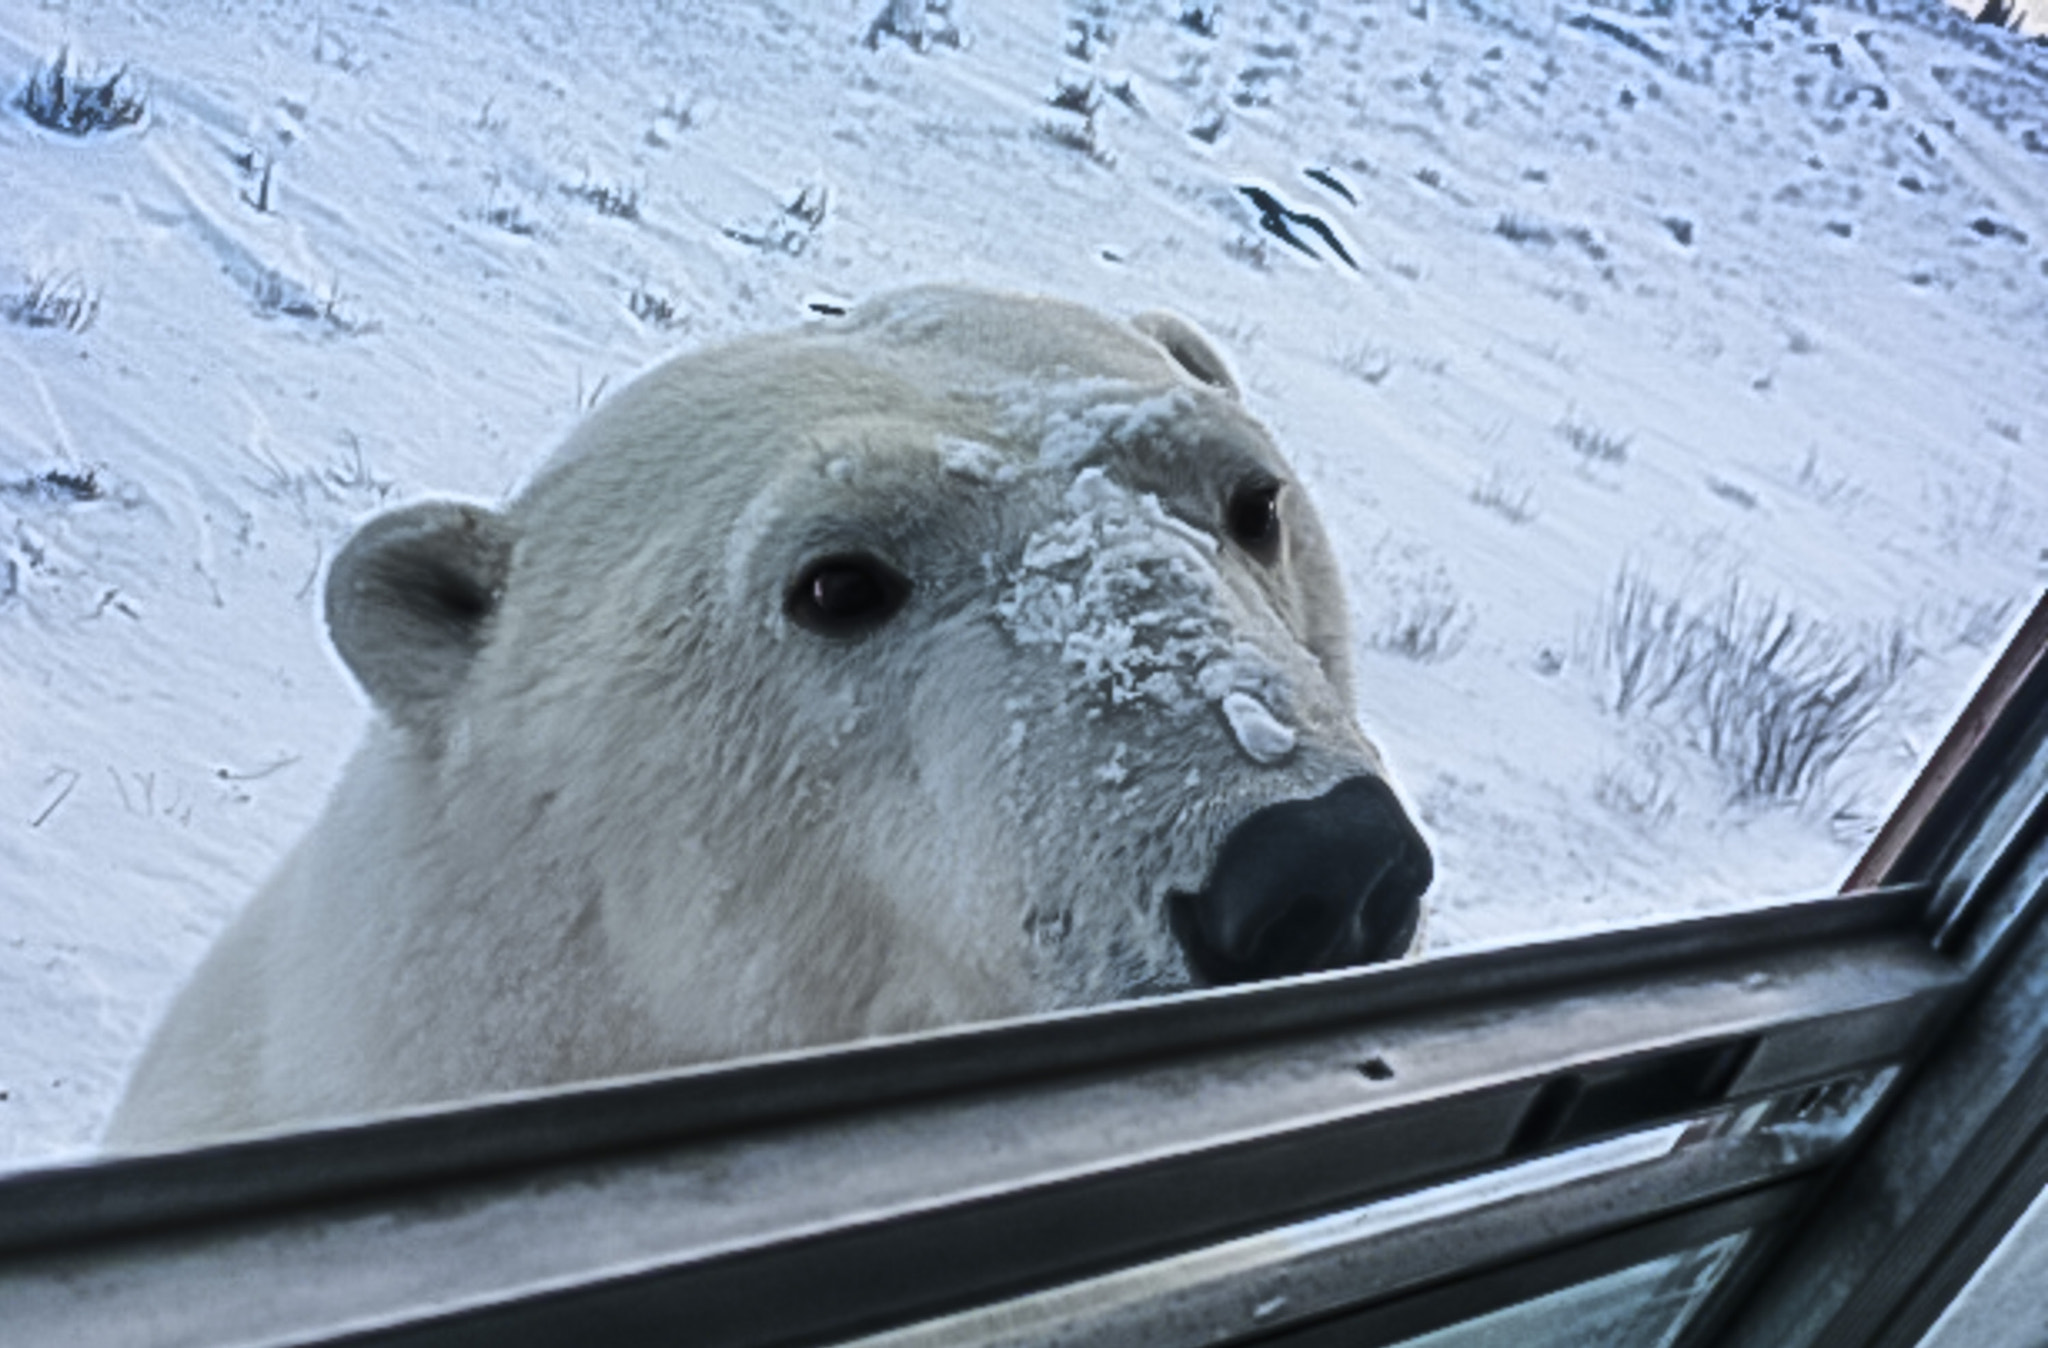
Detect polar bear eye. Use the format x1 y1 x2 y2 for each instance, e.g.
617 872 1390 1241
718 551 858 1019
787 554 912 637
1226 478 1283 562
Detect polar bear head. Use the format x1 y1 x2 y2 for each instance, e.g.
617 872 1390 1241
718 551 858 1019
326 287 1430 1061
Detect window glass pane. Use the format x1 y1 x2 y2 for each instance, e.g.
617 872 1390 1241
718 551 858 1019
846 1123 1717 1347
5 0 2039 1167
1917 1181 2048 1348
1388 1232 1748 1348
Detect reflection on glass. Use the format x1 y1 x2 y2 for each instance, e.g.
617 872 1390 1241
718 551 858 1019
1388 1233 1748 1348
1727 1064 1899 1165
1916 1182 2048 1348
846 1121 1740 1347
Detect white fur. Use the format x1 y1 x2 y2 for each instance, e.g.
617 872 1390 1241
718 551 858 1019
107 287 1406 1147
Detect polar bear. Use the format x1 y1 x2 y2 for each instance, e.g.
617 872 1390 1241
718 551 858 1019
107 287 1431 1147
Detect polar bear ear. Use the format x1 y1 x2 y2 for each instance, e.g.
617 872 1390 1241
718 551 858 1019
1132 310 1239 397
325 501 515 728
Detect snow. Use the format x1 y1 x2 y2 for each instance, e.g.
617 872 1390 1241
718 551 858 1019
1000 382 1198 467
2 0 2044 1167
997 464 1281 715
1220 690 1298 763
937 435 1018 483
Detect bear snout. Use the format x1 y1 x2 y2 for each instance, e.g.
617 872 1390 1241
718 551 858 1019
1169 775 1432 985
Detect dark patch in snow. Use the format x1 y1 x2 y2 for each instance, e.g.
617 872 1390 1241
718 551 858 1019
243 159 275 213
1971 0 2032 31
865 0 961 52
1237 185 1357 268
1305 166 1357 204
561 181 641 221
628 287 685 329
2 273 98 332
1049 77 1102 116
8 468 104 503
1564 14 1669 67
481 203 540 236
250 271 373 335
1497 213 1557 247
1970 216 2029 243
18 49 144 137
1039 109 1110 162
1558 412 1632 464
1708 477 1760 509
1832 83 1890 111
724 185 830 254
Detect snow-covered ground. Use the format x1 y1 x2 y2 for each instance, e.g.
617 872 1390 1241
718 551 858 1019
1 0 2042 1168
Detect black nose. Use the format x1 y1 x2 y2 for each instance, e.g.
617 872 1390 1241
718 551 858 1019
1171 775 1432 985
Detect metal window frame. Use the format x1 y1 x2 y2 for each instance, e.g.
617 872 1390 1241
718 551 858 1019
0 888 1953 1348
2 595 2042 1348
1690 592 2048 1348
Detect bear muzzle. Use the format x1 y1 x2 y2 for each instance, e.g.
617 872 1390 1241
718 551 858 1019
1169 775 1432 985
